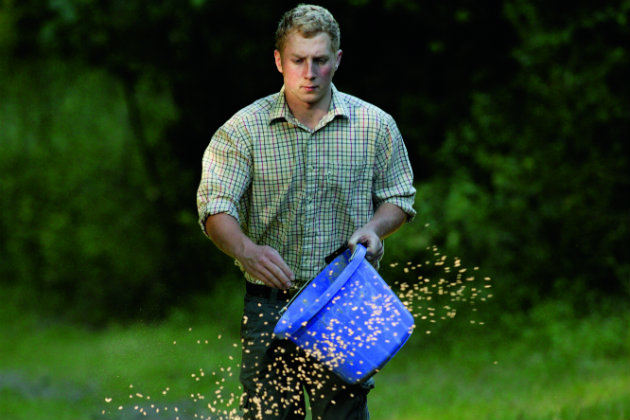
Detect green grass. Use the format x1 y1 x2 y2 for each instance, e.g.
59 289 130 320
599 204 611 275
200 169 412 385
370 323 629 420
1 291 628 420
0 289 244 420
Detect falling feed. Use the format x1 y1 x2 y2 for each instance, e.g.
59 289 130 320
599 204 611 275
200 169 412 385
101 244 492 419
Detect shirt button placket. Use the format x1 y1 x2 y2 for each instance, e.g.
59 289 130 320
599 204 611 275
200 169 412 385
301 137 318 270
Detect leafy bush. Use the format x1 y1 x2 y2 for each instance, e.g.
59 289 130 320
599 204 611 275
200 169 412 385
1 0 627 324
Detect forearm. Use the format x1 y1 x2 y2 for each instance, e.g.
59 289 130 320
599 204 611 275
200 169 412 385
204 213 252 261
363 202 407 240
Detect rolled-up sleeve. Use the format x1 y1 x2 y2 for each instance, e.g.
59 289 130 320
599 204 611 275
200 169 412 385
196 123 252 236
372 114 416 221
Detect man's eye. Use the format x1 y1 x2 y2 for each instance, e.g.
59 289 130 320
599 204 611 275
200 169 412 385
315 58 328 64
293 59 303 64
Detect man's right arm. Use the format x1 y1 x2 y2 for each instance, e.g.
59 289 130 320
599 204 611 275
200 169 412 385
204 213 294 289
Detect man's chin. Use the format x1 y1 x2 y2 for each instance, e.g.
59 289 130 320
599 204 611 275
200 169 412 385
300 93 325 105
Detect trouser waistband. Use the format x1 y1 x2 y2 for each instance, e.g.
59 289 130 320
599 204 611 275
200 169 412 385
245 282 301 302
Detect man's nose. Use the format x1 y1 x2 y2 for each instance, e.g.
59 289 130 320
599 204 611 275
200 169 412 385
304 60 316 78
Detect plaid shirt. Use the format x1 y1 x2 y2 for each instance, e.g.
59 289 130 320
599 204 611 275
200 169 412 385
197 85 416 286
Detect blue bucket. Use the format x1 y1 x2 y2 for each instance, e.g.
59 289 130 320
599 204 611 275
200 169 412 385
273 244 415 384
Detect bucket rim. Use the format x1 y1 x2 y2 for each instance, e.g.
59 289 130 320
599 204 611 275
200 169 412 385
282 244 367 335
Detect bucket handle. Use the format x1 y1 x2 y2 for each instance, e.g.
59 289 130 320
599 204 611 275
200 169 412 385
288 244 367 330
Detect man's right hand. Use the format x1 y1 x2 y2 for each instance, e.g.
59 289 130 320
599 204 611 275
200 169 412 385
204 213 294 289
238 242 294 290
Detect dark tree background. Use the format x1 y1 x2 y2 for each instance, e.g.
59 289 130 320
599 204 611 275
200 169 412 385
1 0 628 324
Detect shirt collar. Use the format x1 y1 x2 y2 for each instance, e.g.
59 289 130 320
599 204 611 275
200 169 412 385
269 84 350 126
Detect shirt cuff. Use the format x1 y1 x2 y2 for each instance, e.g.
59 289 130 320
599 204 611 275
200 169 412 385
198 199 241 237
379 195 417 223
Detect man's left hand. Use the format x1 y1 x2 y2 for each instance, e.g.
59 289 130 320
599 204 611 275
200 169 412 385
348 228 383 266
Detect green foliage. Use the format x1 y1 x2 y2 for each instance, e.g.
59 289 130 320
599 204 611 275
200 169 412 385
0 0 628 323
431 0 629 308
380 0 629 312
0 58 205 324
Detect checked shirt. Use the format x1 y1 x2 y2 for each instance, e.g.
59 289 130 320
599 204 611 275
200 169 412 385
197 85 416 286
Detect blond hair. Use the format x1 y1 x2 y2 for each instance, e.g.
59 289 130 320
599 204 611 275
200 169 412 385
275 4 340 53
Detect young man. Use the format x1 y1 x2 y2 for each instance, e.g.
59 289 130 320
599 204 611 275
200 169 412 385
197 4 416 419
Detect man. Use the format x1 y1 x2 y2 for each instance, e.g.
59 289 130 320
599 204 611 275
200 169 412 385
197 4 416 419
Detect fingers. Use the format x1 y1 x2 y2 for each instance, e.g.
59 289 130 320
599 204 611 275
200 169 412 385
273 253 295 284
347 234 363 252
365 240 383 262
257 265 290 289
265 258 294 289
242 245 294 289
264 248 294 288
349 230 383 263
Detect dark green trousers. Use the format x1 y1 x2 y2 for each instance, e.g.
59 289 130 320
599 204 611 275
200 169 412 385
239 292 374 420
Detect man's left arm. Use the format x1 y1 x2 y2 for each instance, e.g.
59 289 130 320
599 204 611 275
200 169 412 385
348 202 407 264
349 114 416 264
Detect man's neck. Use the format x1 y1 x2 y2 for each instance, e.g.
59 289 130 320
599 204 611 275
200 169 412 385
285 89 332 131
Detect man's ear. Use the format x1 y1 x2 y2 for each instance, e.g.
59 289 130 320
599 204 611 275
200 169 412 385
274 49 283 74
335 49 343 71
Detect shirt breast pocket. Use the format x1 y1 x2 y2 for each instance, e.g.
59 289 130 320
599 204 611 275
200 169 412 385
318 163 372 211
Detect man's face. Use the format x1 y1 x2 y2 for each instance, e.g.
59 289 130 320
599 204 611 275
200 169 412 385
274 31 342 109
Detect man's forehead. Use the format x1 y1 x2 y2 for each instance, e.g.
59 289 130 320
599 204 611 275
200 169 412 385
281 30 334 54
